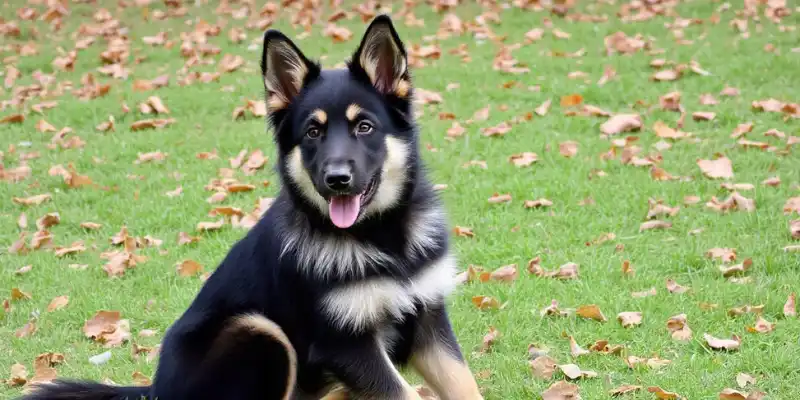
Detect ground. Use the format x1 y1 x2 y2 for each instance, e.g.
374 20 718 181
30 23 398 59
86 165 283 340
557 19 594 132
2 0 800 399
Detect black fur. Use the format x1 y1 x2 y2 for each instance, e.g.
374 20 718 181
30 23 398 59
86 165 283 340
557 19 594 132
21 15 466 400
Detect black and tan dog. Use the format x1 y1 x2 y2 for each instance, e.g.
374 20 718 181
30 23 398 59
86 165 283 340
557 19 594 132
22 15 483 400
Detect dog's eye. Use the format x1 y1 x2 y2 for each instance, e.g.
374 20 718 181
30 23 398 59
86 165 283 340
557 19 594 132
356 121 373 135
306 127 321 139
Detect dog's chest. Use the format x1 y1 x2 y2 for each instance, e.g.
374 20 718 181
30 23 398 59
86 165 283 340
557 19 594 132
320 254 456 332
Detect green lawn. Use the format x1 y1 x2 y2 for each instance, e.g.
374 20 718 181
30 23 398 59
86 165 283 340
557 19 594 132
2 1 799 399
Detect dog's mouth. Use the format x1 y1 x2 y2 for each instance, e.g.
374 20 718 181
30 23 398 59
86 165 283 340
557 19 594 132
327 174 379 229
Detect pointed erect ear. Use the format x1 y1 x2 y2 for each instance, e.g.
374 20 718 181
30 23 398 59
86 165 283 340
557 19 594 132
261 30 318 112
352 15 410 97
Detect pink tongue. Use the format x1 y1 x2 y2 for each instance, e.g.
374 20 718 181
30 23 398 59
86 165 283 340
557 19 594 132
329 195 362 228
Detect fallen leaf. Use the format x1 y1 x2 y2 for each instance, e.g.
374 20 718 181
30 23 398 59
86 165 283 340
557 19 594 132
719 258 753 278
632 287 657 298
736 372 757 388
524 198 553 209
529 260 579 280
648 386 682 399
7 363 28 387
530 355 558 379
731 122 754 138
704 333 741 350
197 219 224 232
36 213 60 230
653 121 690 139
727 304 765 317
482 122 511 137
790 220 800 239
576 305 607 322
697 155 734 179
488 193 512 204
13 194 53 206
130 118 175 131
490 265 518 282
480 326 500 353
784 293 796 317
640 220 672 232
219 54 244 73
508 152 538 167
15 265 32 275
666 313 693 340
785 197 800 214
135 151 168 164
471 296 500 310
762 176 781 187
453 226 474 238
83 310 131 347
651 68 681 82
16 320 37 338
47 296 69 312
666 278 689 294
176 260 203 277
692 111 716 121
535 99 551 116
1 114 25 124
540 299 572 318
601 114 642 135
323 24 353 42
617 312 643 328
609 385 642 396
559 141 578 158
542 380 579 400
132 371 151 386
558 364 597 380
446 122 465 138
746 316 775 334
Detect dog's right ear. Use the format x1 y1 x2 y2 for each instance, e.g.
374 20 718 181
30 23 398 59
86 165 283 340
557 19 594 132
261 30 319 113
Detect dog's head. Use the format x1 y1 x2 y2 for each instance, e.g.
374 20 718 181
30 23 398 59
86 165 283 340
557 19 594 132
261 15 416 229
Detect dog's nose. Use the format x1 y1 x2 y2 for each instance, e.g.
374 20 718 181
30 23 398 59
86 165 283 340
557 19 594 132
324 164 353 191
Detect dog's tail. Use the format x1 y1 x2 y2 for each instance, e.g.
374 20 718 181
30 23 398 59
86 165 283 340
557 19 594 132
18 380 149 399
19 314 298 400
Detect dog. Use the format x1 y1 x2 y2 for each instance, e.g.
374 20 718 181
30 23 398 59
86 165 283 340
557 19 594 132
21 15 483 400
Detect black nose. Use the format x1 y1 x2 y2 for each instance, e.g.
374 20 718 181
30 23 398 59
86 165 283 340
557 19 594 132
324 164 353 191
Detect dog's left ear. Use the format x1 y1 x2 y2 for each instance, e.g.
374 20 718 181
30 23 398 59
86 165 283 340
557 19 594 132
261 30 319 112
351 15 410 97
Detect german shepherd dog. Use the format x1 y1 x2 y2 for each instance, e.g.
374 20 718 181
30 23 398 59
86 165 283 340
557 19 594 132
21 15 483 400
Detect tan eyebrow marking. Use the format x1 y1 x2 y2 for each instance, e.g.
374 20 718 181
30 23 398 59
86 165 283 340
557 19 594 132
346 104 362 121
312 109 327 124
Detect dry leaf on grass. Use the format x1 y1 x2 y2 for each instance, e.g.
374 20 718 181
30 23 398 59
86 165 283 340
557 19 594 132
707 247 737 262
16 320 38 338
197 219 225 232
471 296 501 310
704 333 741 350
540 300 572 318
541 380 580 400
692 111 716 121
728 304 764 317
790 220 800 239
535 99 551 116
697 155 734 179
666 278 689 294
131 118 175 131
617 312 643 328
524 198 553 209
666 314 693 340
640 220 672 232
508 152 538 167
530 355 558 380
482 122 512 137
746 316 775 334
719 258 753 278
7 363 28 387
736 373 757 388
784 293 796 317
569 336 590 358
558 364 597 380
490 265 518 282
13 194 53 206
47 296 69 312
453 226 474 238
480 326 499 353
529 259 579 280
609 385 642 396
601 114 642 135
559 141 578 157
731 122 754 138
648 386 683 399
488 193 512 204
176 260 203 277
83 310 131 347
576 304 607 322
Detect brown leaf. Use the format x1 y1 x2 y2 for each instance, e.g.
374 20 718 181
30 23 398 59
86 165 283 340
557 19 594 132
47 296 69 312
481 122 511 137
508 152 538 167
323 24 353 42
576 305 607 322
617 311 643 328
135 151 168 164
704 333 742 350
727 304 765 317
632 287 657 298
640 220 672 232
560 94 583 108
226 183 256 193
488 193 512 204
219 54 244 73
737 372 757 388
1 114 25 124
535 99 551 116
651 68 681 81
197 219 225 232
130 118 175 131
731 122 755 138
601 114 642 135
707 248 737 262
16 320 38 338
452 226 474 238
697 155 734 179
15 265 32 275
790 220 800 239
784 293 796 317
176 260 203 277
666 313 693 341
490 264 518 282
647 386 682 399
480 326 500 353
7 363 28 387
446 122 465 138
558 141 578 158
524 198 553 209
719 258 753 278
13 194 53 206
653 121 690 139
666 278 689 294
530 355 558 380
692 111 716 121
132 371 152 386
558 364 597 380
177 231 201 246
471 296 500 310
83 310 131 347
541 380 579 400
36 212 60 230
746 316 775 334
9 232 30 255
54 241 87 257
785 197 800 214
609 385 642 396
11 288 32 301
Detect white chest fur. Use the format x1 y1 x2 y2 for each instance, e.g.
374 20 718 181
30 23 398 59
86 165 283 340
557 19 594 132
320 254 457 332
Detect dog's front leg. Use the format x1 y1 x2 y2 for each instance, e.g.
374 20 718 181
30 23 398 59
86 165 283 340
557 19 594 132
320 337 421 400
409 305 483 400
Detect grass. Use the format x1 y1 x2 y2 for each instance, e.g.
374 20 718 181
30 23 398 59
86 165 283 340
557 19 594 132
2 1 799 398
